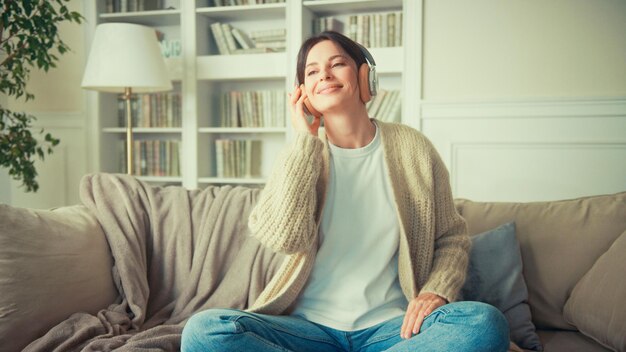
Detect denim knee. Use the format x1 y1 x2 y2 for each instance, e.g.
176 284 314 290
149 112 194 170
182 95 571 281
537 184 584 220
181 308 240 352
468 302 510 351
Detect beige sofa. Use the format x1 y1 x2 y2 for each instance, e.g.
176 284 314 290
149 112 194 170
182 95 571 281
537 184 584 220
456 192 626 352
1 189 624 352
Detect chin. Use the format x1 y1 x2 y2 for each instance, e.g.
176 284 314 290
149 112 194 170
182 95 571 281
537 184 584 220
312 97 347 113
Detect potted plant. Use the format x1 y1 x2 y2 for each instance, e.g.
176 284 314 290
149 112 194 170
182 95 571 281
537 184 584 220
0 0 82 192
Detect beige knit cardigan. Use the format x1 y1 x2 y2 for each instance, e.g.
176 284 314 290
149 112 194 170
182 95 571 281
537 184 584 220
246 119 470 315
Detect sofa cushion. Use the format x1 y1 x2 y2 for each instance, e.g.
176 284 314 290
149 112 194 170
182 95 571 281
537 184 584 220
563 229 626 352
461 222 542 351
455 192 626 330
0 204 118 352
536 330 613 352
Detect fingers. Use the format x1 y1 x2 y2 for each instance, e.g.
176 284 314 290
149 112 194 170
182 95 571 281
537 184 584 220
289 84 301 106
402 301 422 339
411 302 435 336
288 85 318 136
400 293 447 339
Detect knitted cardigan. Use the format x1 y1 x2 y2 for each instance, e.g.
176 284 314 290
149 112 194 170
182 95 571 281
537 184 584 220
246 119 470 315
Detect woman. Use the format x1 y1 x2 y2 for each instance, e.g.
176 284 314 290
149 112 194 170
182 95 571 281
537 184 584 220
181 31 509 352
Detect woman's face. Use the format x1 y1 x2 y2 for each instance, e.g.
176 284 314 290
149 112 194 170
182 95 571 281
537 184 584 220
303 40 360 114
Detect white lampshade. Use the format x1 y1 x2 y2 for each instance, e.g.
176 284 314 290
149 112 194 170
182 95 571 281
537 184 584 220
82 23 172 93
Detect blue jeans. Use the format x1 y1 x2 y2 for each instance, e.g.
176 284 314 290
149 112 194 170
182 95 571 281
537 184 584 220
181 301 509 352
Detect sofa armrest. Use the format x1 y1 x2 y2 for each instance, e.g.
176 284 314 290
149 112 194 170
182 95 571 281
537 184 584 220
0 204 118 352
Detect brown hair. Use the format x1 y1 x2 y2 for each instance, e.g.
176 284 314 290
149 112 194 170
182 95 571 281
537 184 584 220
295 31 367 85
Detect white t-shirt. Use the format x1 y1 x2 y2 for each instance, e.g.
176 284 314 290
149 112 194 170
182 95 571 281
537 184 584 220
291 121 408 331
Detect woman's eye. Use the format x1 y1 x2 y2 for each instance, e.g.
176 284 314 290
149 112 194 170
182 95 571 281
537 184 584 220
332 62 345 67
306 70 317 76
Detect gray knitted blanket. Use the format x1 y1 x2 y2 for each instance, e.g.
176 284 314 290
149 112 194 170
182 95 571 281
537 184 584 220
24 173 284 351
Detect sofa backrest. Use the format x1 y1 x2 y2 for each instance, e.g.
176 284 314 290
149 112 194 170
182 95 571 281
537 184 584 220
0 204 118 352
455 191 626 330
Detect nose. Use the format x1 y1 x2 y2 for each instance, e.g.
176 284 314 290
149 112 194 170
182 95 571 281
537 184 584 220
319 66 332 81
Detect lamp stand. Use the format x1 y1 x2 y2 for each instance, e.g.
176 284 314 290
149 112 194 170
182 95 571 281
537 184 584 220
124 87 134 175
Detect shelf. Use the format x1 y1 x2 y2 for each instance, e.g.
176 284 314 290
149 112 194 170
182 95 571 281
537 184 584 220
303 0 402 16
198 177 267 184
102 128 183 133
136 175 183 183
99 9 181 26
197 53 287 80
90 0 412 191
368 47 403 74
199 127 286 133
196 3 286 21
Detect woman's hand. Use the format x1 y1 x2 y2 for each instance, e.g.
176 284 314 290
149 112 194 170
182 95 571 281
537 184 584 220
288 84 320 136
400 292 447 339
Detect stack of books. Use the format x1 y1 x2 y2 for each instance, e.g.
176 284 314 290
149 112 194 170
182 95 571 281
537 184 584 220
313 17 344 34
215 139 262 178
118 92 182 128
347 11 403 48
210 23 286 55
366 89 402 123
105 0 177 12
249 28 286 52
120 140 181 176
209 0 285 6
220 90 286 128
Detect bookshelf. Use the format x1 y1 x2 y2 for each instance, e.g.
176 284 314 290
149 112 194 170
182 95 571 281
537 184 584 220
85 0 422 189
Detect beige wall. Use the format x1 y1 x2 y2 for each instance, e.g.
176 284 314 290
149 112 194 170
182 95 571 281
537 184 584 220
6 0 85 112
2 0 87 207
423 0 626 101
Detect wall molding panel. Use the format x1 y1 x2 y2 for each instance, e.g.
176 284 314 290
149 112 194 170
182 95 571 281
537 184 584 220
7 111 87 209
421 97 626 120
421 97 626 202
449 141 626 202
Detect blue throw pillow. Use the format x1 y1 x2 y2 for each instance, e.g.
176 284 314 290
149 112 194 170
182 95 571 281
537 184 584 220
461 222 543 351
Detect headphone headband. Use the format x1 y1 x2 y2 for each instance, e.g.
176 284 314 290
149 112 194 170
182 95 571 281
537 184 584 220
357 43 376 67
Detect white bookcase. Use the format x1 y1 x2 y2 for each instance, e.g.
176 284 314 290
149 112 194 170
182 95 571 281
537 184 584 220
84 0 422 190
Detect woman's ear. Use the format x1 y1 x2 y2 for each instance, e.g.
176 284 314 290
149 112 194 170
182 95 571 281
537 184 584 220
358 63 372 103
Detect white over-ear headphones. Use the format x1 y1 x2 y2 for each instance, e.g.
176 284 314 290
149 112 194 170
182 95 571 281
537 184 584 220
356 43 378 98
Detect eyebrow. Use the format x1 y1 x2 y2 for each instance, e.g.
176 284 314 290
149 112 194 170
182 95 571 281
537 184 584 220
305 54 348 68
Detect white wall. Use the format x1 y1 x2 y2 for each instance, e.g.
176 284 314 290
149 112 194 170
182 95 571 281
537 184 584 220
421 0 626 201
1 0 87 208
422 0 626 100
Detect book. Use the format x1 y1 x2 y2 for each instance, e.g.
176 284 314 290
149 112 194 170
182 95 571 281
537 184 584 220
214 139 262 178
121 140 181 176
219 89 286 128
231 47 275 54
249 28 286 39
346 11 403 48
210 22 230 55
253 41 286 49
215 140 224 177
221 23 239 52
231 28 254 49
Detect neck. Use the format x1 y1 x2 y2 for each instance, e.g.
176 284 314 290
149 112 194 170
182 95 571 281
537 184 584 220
323 104 375 149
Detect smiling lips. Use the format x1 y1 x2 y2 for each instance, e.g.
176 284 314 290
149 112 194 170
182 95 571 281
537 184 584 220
316 84 343 94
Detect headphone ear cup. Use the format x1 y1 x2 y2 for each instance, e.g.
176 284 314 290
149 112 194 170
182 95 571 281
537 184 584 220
303 96 322 118
358 63 371 103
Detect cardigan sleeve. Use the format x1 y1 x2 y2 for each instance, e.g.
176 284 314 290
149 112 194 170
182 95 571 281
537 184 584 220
419 144 471 302
248 131 324 254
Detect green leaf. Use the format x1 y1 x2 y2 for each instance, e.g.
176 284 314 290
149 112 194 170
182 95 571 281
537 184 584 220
0 0 76 192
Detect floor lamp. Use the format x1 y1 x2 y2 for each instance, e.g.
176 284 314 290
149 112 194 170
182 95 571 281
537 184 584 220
82 23 172 175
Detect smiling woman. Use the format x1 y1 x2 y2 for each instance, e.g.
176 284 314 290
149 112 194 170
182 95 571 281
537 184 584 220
181 31 510 352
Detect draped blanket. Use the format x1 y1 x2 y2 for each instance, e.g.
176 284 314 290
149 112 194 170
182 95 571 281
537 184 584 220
25 173 285 351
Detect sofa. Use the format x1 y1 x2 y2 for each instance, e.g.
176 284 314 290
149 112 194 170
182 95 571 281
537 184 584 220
0 174 624 352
